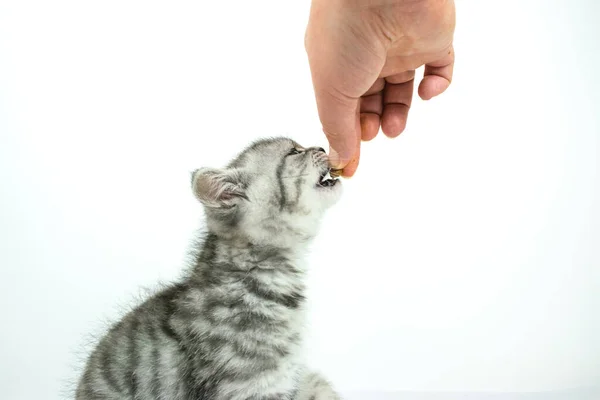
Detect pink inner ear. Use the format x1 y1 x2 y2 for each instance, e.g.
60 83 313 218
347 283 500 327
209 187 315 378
193 172 220 205
193 169 242 207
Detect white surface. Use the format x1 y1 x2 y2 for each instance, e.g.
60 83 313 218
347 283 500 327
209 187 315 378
341 387 600 400
0 1 599 399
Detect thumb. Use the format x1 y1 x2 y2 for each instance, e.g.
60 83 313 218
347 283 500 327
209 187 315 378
314 88 360 171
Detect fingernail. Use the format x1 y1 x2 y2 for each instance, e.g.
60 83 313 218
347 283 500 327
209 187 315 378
328 147 344 169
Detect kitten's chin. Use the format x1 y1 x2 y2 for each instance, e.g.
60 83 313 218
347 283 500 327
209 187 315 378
315 181 343 208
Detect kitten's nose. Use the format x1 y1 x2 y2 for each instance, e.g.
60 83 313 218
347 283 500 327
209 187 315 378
316 147 326 153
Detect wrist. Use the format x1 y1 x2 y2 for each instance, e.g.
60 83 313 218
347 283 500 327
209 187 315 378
311 0 438 9
309 0 448 36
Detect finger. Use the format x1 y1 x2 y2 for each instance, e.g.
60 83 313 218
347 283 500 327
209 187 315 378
360 114 380 142
384 70 416 84
341 129 361 178
418 46 455 100
360 93 382 142
315 88 360 169
364 78 385 96
381 78 414 138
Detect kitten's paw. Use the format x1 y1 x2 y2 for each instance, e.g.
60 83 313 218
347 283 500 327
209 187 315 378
311 387 341 400
297 372 342 400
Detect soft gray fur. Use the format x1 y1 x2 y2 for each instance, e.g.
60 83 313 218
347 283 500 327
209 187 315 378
76 137 342 400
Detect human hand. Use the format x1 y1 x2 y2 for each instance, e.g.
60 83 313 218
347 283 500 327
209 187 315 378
305 0 456 177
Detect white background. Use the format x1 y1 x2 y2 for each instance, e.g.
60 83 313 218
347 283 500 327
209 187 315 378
1 0 599 399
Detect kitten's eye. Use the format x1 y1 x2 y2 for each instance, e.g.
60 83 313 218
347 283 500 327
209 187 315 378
287 148 302 156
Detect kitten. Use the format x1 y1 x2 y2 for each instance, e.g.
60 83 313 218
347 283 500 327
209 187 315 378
76 137 342 400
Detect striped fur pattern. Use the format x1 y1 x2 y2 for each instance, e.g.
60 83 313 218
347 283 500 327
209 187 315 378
76 138 342 400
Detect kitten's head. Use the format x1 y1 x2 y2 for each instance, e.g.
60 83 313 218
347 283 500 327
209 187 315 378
191 137 342 248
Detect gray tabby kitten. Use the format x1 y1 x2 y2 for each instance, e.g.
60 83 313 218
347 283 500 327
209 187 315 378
76 137 342 400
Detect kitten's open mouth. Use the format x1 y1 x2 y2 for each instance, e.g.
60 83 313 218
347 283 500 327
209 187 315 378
317 169 339 188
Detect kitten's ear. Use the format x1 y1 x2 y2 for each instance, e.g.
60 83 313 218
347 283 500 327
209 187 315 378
191 168 248 208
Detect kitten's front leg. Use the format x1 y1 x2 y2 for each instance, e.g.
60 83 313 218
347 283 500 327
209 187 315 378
294 371 341 400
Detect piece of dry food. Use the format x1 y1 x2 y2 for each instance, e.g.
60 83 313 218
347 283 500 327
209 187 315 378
329 169 342 179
